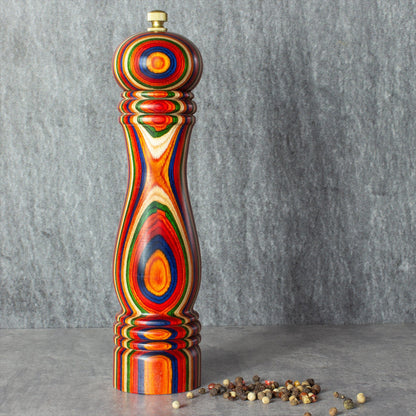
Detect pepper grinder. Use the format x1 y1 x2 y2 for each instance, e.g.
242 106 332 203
112 10 202 394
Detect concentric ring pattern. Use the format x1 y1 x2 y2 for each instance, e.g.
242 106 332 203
113 33 203 91
112 28 202 395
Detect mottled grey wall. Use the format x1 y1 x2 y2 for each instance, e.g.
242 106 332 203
1 0 415 328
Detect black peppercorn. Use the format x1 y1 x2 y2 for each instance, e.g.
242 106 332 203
252 375 260 382
311 384 321 394
306 379 315 386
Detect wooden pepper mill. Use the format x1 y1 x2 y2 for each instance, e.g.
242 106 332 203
112 10 202 394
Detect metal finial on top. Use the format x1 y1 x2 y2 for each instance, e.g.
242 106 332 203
147 10 167 32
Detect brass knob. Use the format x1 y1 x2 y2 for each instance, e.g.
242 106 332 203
147 10 168 32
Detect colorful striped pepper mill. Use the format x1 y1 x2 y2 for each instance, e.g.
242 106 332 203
112 10 203 394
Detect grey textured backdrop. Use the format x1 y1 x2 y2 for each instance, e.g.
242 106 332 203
1 0 415 328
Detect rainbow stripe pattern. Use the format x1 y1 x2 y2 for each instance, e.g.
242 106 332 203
112 31 203 394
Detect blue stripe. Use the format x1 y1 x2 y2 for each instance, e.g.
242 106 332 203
137 235 177 304
139 46 177 79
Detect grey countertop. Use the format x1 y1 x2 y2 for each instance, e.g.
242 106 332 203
1 325 415 415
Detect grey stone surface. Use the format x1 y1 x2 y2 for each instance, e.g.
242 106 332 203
1 1 416 328
1 325 415 415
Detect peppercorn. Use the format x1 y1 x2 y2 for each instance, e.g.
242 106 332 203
289 395 299 406
198 387 206 394
172 400 180 409
247 392 256 401
294 380 301 387
306 379 315 386
292 387 300 398
340 394 345 399
279 388 289 397
230 391 237 398
333 392 339 398
239 393 247 401
223 392 230 399
329 407 338 416
357 392 366 404
257 392 265 400
309 393 317 403
215 383 224 392
261 396 270 404
272 388 279 397
302 381 311 387
343 398 354 410
286 383 294 391
304 413 312 416
280 393 289 401
229 382 235 389
301 395 312 404
186 392 193 399
285 380 294 388
209 387 218 396
311 384 321 394
252 375 260 382
265 391 273 400
235 376 244 386
223 379 230 387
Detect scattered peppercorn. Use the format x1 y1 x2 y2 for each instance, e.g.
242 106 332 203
289 395 299 406
261 396 270 404
198 387 206 394
311 384 321 394
343 398 354 410
302 395 312 404
186 392 193 399
205 375 322 406
247 392 256 401
285 379 294 387
209 387 218 396
329 407 338 416
357 392 366 404
333 391 339 398
340 394 345 399
172 400 180 409
235 376 244 386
